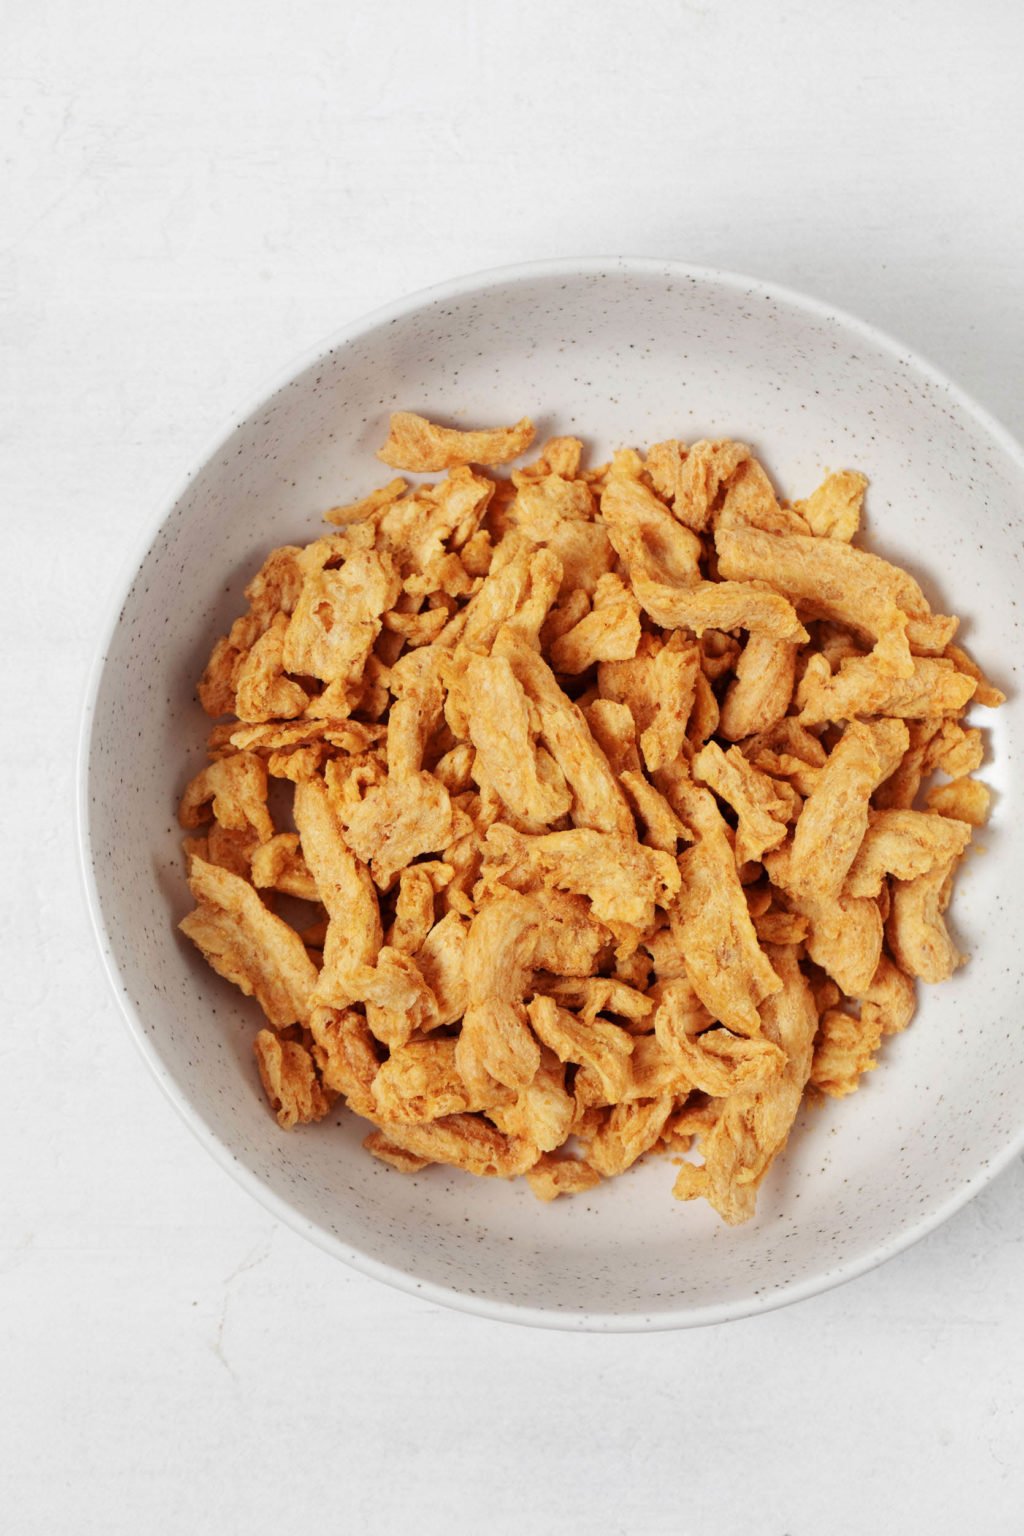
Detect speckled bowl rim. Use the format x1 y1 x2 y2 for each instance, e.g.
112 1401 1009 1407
77 256 1024 1332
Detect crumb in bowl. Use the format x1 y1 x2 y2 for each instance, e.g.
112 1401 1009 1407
176 410 1003 1224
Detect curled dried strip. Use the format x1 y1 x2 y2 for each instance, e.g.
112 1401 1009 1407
672 945 817 1224
253 1030 333 1128
887 857 964 983
600 453 704 586
388 864 448 953
646 438 751 533
250 833 319 902
527 993 634 1102
344 771 455 890
925 776 991 826
654 982 786 1096
718 634 797 742
548 572 642 673
765 850 883 998
792 469 867 542
234 612 310 723
540 975 655 1026
377 411 535 471
692 741 796 865
717 458 809 535
460 654 572 829
481 823 680 943
620 769 689 853
371 1038 501 1124
180 857 318 1027
525 1155 602 1202
178 751 274 844
182 823 259 880
456 894 543 1093
661 774 783 1036
797 655 977 726
364 1115 538 1178
510 473 614 596
843 810 972 898
631 573 808 643
283 547 401 707
292 777 382 1010
494 626 635 837
598 633 700 774
586 1097 675 1177
786 720 909 901
198 545 305 716
859 955 916 1037
926 720 985 779
323 477 408 527
488 1059 575 1152
809 1008 884 1098
588 1034 690 1103
715 526 956 662
386 645 447 777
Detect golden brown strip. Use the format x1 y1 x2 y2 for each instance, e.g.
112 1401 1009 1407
377 411 535 471
672 945 817 1223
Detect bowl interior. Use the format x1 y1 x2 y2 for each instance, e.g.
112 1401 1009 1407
85 261 1024 1327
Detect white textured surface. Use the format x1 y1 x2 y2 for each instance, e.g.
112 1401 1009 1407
3 0 1023 1529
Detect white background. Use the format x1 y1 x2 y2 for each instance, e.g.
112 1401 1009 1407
3 1 1023 1531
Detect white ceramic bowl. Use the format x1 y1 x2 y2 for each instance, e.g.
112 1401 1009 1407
80 258 1024 1330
